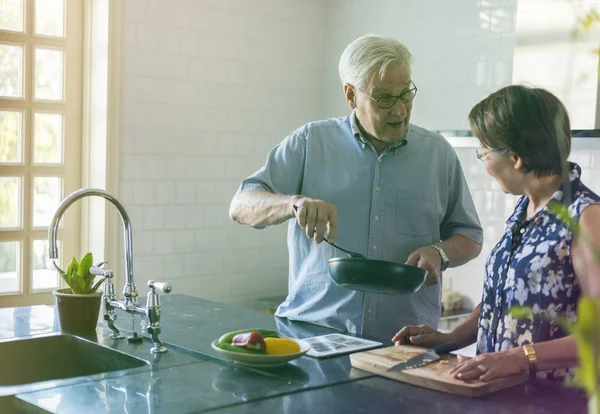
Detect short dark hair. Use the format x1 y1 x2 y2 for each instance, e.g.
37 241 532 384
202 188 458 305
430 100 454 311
468 85 571 177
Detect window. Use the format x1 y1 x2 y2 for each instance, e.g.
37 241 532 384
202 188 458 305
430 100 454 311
0 0 83 306
512 0 600 129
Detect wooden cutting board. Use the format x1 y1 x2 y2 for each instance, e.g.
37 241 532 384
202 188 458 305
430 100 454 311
350 345 525 397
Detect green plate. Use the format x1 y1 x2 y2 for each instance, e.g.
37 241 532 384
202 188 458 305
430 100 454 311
211 338 311 368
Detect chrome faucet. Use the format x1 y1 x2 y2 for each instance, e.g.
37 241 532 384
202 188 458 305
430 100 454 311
48 188 172 353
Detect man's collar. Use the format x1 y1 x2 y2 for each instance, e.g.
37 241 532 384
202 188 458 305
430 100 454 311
350 110 367 143
350 111 409 150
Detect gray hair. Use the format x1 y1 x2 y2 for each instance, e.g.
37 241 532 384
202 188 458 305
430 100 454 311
338 34 413 90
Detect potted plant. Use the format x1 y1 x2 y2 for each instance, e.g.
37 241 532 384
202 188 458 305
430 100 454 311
52 252 108 333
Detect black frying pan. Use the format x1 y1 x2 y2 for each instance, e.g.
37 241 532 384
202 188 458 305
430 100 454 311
326 238 427 295
291 205 427 294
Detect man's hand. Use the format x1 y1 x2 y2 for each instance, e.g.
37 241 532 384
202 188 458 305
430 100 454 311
405 246 442 287
291 197 338 244
391 325 452 347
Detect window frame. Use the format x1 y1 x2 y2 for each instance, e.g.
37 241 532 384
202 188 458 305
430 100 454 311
0 0 83 306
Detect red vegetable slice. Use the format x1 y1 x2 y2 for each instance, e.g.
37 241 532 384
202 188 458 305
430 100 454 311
231 331 266 352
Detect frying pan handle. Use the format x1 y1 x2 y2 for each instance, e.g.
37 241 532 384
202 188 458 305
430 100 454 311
432 341 460 354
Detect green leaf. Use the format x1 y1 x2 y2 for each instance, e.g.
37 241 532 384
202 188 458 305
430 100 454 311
509 306 534 320
575 298 600 343
69 274 83 294
63 257 79 290
572 298 600 396
548 201 600 263
574 9 600 35
554 315 575 335
52 261 66 275
574 329 597 396
88 277 106 294
77 252 94 288
508 306 574 334
53 261 72 289
79 253 96 289
547 202 580 235
67 256 78 279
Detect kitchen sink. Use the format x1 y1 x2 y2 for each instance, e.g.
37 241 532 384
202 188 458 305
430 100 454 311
0 333 148 387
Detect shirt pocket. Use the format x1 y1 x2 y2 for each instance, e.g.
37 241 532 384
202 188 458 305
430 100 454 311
395 191 435 237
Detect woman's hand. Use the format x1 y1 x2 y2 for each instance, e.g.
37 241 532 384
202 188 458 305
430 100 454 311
391 325 453 347
448 348 529 381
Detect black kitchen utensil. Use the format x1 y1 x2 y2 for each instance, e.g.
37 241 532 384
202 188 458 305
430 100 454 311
292 205 427 294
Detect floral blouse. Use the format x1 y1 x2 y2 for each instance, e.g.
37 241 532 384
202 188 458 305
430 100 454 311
477 163 600 379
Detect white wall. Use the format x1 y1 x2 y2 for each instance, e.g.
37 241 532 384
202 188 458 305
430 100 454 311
119 0 326 305
322 0 518 129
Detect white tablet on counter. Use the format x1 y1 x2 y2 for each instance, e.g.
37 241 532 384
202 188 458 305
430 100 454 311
302 333 382 358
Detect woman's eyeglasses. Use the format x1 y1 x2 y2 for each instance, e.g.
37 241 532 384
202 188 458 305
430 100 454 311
476 147 506 161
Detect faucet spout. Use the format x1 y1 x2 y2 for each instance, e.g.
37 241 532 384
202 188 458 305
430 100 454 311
48 188 137 302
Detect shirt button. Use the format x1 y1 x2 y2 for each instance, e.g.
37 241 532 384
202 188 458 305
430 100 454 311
378 158 382 163
373 246 378 251
367 308 372 313
374 216 379 221
520 228 525 234
376 186 381 192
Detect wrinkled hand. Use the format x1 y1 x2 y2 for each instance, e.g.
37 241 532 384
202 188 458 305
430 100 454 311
448 349 528 382
391 325 452 347
405 246 442 287
291 197 338 244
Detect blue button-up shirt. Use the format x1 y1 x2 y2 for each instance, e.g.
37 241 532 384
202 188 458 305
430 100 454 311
238 113 483 343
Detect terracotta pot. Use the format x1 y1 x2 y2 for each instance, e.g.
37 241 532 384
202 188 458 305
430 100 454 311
52 288 103 333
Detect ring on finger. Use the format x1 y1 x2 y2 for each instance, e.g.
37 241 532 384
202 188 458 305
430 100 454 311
477 364 487 373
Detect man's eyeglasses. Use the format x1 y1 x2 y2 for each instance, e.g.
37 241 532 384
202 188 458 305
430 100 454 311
358 80 418 109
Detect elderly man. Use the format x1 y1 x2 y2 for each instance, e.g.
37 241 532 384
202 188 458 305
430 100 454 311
230 35 483 343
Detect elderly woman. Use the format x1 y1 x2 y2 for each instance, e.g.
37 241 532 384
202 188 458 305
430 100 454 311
392 85 600 381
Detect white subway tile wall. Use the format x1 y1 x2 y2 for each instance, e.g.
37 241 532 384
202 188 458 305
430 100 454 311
120 0 326 305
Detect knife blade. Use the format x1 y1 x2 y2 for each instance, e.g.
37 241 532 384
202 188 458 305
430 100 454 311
387 341 459 372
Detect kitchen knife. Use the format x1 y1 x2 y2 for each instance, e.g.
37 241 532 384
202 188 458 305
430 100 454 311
387 341 460 372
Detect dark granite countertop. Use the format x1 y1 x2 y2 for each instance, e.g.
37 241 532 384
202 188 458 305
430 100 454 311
1 294 588 413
